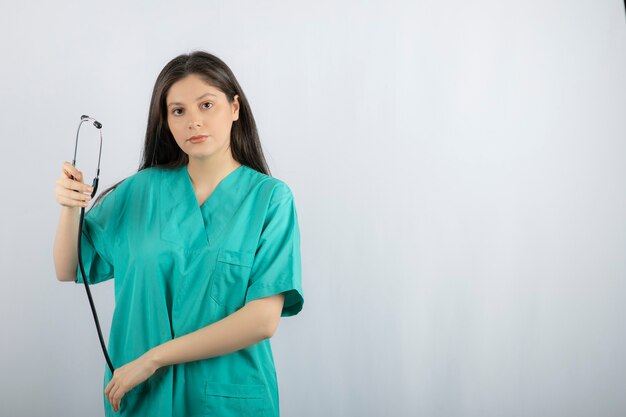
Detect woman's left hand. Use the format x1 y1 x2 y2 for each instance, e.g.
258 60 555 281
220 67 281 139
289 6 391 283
104 352 159 412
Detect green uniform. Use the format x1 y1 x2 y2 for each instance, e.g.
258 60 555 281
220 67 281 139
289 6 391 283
75 164 303 416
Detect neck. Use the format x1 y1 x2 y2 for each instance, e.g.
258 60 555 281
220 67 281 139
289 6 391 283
186 156 241 191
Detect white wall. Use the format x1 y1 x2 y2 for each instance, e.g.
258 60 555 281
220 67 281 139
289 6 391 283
1 1 625 416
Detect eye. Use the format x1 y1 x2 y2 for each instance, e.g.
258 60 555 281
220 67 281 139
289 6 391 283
202 102 213 109
172 108 183 116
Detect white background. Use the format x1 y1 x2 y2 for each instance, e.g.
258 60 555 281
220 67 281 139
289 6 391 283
1 1 625 416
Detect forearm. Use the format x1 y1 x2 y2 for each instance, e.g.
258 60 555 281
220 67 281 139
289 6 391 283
147 301 271 369
53 206 81 281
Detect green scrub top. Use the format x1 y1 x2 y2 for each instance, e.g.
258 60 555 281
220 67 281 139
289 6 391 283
75 164 304 417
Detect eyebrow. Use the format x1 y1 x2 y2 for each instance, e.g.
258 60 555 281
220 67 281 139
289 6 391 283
167 92 217 107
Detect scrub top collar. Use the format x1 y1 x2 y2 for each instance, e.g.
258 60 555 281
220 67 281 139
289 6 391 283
160 164 251 250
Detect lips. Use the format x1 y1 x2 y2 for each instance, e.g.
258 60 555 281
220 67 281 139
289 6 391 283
188 135 208 141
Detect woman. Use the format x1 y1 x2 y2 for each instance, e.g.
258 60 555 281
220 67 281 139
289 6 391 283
52 51 304 416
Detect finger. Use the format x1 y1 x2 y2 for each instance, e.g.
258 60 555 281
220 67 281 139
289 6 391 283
104 379 113 396
56 195 90 208
64 178 90 194
62 161 83 181
105 385 111 406
106 381 118 407
108 393 116 412
56 186 92 208
55 173 92 207
60 187 92 202
56 192 89 207
109 384 121 407
118 393 125 413
56 182 92 200
61 161 81 179
113 389 125 413
59 176 93 194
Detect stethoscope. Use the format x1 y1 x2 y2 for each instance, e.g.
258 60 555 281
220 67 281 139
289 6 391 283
71 115 115 374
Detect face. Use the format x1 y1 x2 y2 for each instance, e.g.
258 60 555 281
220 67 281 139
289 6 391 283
166 73 239 162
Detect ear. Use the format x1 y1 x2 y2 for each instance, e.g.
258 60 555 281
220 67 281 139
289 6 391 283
232 94 240 121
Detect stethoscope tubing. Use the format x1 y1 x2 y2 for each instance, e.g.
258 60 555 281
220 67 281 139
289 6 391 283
72 115 115 374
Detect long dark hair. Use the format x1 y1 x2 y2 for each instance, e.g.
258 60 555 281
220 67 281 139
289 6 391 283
91 50 270 208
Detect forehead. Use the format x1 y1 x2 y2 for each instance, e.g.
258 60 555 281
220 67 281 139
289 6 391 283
166 74 222 102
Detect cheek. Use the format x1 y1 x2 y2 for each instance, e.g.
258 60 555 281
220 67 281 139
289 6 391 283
167 118 184 137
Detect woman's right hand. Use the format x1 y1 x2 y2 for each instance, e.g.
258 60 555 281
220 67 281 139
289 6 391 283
55 161 94 208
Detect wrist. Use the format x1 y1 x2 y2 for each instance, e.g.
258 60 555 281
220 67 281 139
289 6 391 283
145 346 165 371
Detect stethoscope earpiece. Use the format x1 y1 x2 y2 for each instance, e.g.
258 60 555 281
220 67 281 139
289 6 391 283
81 114 103 129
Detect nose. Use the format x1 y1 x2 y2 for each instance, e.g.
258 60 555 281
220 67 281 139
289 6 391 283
187 109 203 129
188 118 202 129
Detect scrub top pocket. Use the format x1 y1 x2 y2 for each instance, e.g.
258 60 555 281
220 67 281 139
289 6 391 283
210 249 255 309
204 382 271 417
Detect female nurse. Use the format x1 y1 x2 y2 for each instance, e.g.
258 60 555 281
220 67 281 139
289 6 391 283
53 51 304 416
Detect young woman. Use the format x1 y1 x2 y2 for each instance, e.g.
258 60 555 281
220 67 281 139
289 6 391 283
53 51 304 416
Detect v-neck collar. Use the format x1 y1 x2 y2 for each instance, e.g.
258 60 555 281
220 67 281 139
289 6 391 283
182 164 245 210
159 164 251 250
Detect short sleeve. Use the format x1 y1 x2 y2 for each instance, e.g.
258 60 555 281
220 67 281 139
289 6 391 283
75 189 118 285
245 184 304 317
